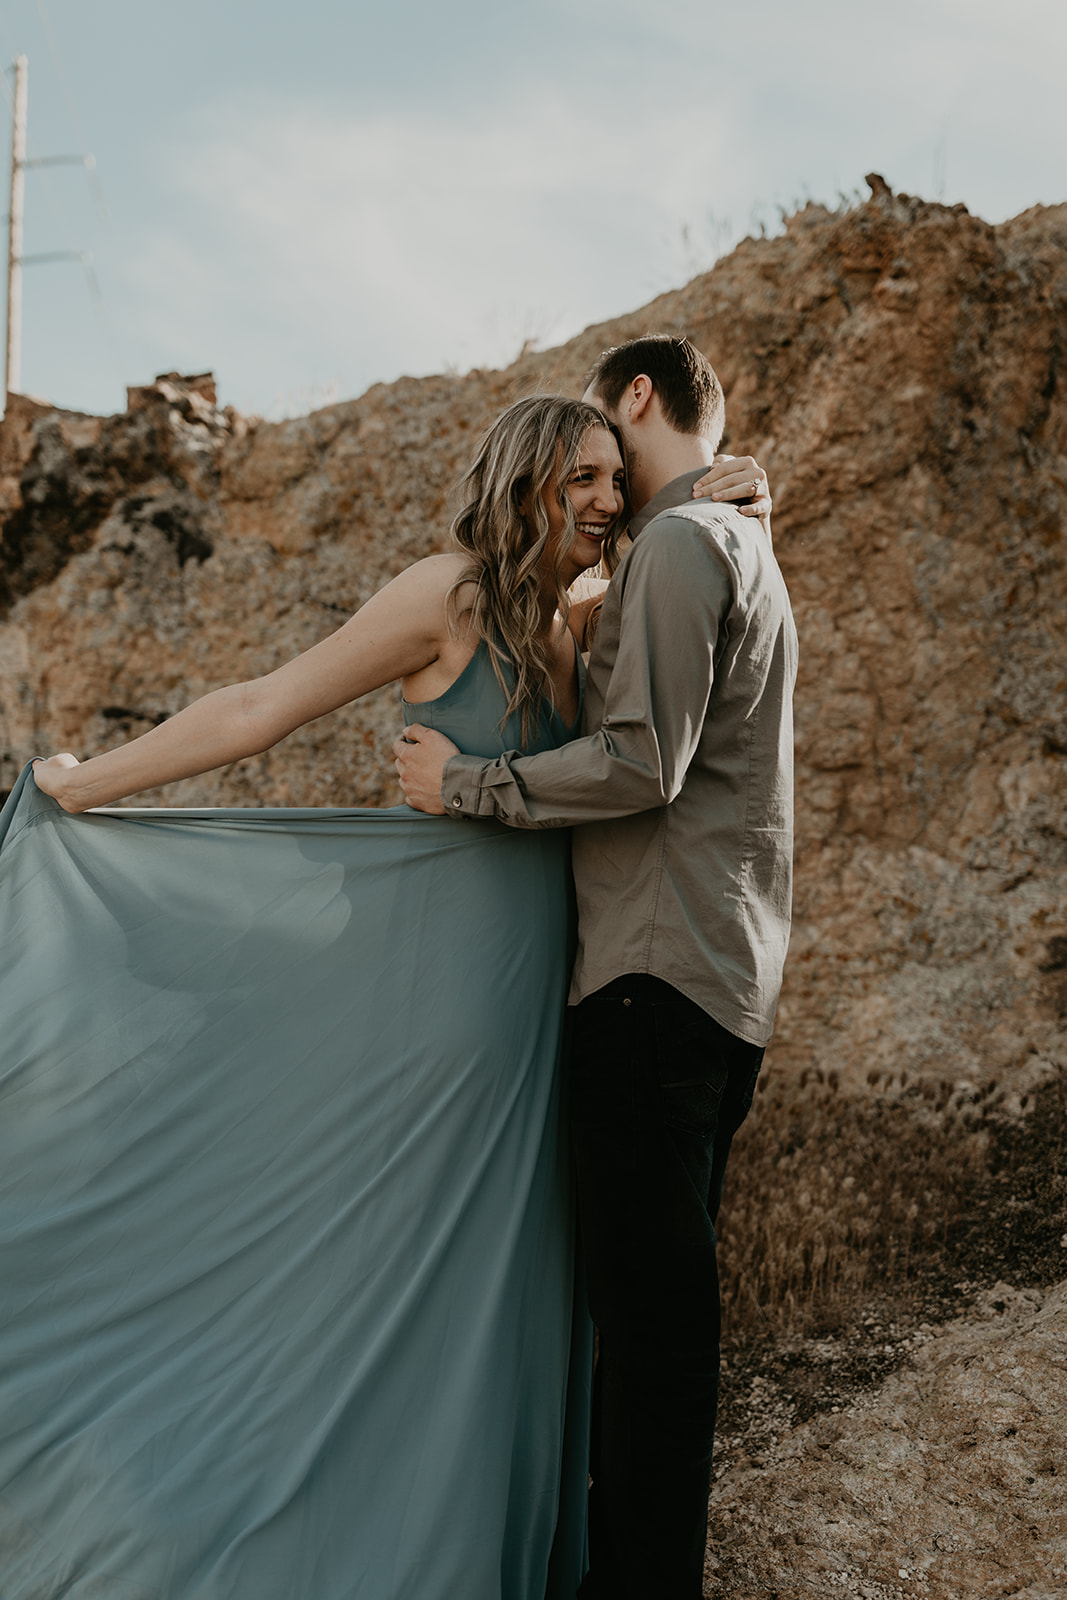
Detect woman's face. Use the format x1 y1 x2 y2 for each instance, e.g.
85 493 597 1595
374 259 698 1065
540 426 625 588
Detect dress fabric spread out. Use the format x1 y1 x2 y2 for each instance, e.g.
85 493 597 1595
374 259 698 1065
0 644 590 1600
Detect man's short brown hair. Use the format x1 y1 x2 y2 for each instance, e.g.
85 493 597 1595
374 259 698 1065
584 334 725 445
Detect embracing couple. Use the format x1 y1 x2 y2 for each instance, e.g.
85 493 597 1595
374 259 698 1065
396 334 798 1598
14 333 796 1600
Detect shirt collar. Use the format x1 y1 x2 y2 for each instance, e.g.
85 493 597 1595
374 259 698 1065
628 469 707 539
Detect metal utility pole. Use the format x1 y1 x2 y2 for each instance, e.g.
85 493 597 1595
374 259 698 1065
6 54 27 397
2 57 100 408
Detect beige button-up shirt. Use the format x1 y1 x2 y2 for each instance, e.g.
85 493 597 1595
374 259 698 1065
442 470 798 1045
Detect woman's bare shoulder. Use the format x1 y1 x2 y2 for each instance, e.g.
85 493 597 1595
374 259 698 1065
374 554 479 660
408 552 482 620
374 552 471 626
391 551 469 595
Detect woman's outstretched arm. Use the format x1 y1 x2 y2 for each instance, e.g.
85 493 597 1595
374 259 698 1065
33 556 461 813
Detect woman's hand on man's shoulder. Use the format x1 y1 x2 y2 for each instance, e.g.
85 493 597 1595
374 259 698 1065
691 454 773 534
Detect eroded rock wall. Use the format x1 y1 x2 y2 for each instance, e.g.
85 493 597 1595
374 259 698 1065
1 189 1064 1099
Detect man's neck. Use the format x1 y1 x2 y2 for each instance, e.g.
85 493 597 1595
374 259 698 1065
630 435 716 511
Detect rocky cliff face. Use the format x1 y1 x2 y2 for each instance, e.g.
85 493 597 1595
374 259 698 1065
2 186 1064 1106
2 183 1065 1597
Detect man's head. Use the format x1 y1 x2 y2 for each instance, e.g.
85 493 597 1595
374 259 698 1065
581 335 725 507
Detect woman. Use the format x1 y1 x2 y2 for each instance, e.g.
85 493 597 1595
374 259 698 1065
0 394 765 1599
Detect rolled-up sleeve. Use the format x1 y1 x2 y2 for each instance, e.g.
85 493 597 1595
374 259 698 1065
442 518 734 828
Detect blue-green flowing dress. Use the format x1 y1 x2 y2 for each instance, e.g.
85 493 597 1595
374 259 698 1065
0 644 591 1600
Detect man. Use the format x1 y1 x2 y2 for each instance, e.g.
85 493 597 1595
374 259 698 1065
395 335 798 1599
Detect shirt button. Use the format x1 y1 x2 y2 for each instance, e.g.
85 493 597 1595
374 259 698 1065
622 997 632 1007
451 796 462 808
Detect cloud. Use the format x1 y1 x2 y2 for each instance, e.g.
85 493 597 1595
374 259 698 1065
114 0 1065 415
122 89 744 409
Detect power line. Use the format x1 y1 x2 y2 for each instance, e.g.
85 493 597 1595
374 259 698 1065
33 0 107 217
0 53 75 244
78 253 123 377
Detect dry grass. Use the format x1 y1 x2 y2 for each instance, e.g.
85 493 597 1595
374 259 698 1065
715 1066 1061 1347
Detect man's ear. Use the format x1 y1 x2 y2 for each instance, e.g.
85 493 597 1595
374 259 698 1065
627 374 654 423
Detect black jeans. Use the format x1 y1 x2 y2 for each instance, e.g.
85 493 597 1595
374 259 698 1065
570 975 763 1600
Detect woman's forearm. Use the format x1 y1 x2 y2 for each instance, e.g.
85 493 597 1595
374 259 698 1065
43 682 277 812
34 556 467 813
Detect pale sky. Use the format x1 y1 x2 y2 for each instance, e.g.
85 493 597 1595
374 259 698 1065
4 0 1066 419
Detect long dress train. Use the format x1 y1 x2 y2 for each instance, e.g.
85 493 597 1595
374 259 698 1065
0 644 591 1600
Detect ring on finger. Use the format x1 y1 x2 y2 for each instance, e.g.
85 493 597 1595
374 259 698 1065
750 478 761 496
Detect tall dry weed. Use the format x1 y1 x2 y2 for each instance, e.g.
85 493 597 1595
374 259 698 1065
717 1068 1005 1344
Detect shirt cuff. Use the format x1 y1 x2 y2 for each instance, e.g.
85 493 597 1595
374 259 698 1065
441 752 496 818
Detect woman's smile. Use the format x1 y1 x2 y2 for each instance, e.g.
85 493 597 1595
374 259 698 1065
541 425 626 586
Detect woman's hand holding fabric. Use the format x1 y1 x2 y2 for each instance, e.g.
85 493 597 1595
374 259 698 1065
31 753 84 811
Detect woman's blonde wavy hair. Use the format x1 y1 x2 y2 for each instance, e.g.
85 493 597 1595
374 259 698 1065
448 395 627 743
